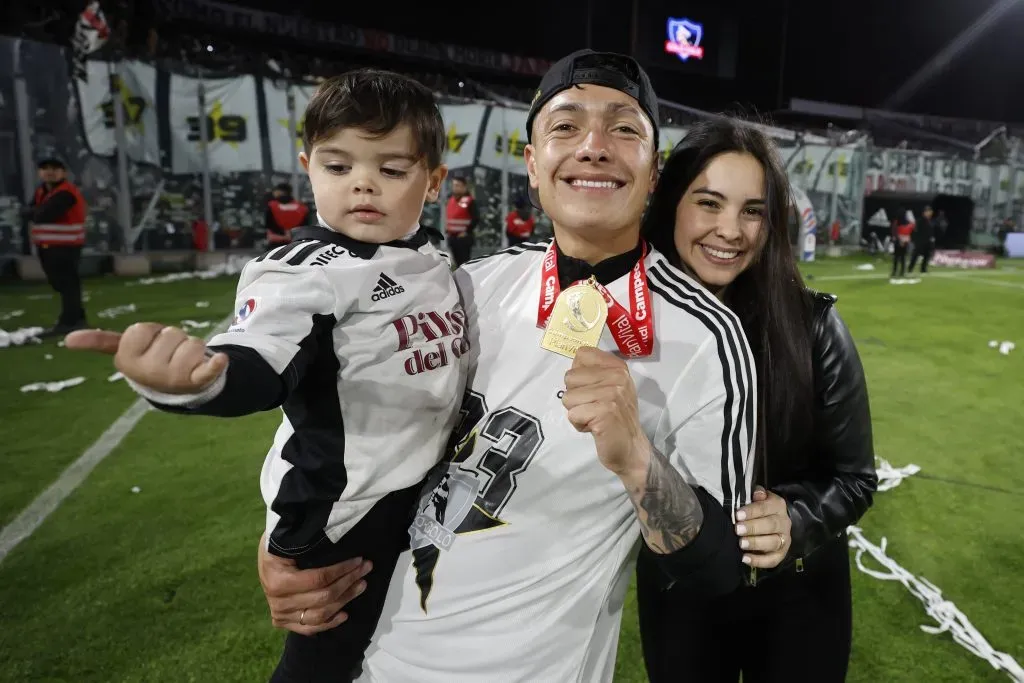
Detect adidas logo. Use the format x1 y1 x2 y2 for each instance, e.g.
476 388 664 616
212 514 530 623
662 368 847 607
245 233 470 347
371 272 405 301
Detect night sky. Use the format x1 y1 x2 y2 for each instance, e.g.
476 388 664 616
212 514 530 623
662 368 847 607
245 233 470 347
309 0 1024 123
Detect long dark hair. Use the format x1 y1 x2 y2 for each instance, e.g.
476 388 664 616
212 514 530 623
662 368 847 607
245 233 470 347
642 119 815 483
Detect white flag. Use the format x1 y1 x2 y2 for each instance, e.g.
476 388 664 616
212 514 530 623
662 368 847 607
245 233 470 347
476 106 528 176
658 126 689 165
438 104 485 170
76 61 160 166
168 73 263 173
264 81 315 173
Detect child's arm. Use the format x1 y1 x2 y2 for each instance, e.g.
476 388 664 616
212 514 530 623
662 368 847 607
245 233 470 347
68 252 342 417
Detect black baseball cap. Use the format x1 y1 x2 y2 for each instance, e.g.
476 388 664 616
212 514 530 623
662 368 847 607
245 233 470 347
37 157 66 170
525 49 660 149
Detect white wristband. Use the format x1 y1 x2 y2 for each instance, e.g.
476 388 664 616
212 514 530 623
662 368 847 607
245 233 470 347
126 368 228 408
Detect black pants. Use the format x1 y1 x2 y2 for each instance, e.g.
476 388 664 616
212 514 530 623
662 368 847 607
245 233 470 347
269 485 420 683
909 243 932 273
38 245 86 326
447 235 473 267
891 242 908 278
637 534 852 683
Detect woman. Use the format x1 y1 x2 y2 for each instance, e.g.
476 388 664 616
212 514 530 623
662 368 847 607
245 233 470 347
638 119 877 682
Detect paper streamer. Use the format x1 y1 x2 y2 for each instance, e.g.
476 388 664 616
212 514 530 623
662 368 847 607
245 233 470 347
848 459 1024 681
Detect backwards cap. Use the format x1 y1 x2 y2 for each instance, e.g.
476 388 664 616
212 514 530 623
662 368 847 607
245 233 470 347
525 49 659 149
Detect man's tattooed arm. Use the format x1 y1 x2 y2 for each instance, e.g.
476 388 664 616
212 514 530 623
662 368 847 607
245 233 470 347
622 444 705 554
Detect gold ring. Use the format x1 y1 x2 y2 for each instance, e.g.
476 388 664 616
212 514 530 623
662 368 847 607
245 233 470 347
299 609 307 626
777 534 785 551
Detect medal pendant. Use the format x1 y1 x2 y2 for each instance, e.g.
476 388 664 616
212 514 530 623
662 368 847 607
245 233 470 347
540 278 609 358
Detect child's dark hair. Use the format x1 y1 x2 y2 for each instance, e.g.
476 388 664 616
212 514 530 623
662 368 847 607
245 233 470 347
303 69 445 169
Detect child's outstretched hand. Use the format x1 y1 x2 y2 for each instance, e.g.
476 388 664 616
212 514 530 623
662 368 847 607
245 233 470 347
66 323 228 394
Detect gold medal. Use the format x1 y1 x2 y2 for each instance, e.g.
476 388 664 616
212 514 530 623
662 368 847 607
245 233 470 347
540 276 608 358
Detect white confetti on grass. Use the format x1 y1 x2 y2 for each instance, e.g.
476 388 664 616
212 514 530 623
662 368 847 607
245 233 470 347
0 310 24 322
97 304 137 319
849 459 1024 682
131 256 248 286
20 377 86 393
195 301 211 308
0 327 44 348
181 320 213 332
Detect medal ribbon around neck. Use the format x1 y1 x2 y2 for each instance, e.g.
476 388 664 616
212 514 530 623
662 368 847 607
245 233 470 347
536 240 655 358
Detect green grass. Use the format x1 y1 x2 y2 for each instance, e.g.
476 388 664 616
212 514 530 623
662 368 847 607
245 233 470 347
1 256 1023 682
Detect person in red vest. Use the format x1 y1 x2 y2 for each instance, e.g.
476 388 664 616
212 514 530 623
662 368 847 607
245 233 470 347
265 182 310 246
505 195 536 247
29 158 88 336
445 174 478 266
891 211 915 280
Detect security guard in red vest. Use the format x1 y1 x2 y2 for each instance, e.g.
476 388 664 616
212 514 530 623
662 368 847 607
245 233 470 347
29 158 88 337
445 174 478 267
505 195 537 247
265 183 309 245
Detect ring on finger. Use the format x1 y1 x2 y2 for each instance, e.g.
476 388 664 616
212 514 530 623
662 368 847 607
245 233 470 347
299 609 307 626
776 534 785 551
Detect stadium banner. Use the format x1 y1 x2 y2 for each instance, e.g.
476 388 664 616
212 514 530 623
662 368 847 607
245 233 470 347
476 106 528 176
151 0 549 77
438 104 486 170
657 126 689 165
264 81 316 173
931 249 996 269
781 144 859 196
168 73 263 174
791 184 818 262
76 60 161 165
863 150 976 197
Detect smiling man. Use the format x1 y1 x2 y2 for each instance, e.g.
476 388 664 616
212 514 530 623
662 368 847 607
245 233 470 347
257 50 758 683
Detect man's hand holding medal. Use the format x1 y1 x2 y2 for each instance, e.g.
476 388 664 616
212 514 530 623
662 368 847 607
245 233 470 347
537 241 656 477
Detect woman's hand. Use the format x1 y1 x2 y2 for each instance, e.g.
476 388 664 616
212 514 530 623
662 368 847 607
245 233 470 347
257 534 372 636
735 487 792 569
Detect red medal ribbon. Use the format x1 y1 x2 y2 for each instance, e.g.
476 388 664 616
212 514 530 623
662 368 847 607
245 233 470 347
536 240 655 358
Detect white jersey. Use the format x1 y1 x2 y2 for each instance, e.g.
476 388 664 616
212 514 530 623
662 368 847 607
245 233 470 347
131 225 468 558
357 241 756 682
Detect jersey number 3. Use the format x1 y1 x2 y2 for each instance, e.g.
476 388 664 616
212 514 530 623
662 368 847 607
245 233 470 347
411 390 545 610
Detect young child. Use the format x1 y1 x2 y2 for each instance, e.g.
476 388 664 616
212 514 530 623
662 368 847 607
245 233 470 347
67 70 468 682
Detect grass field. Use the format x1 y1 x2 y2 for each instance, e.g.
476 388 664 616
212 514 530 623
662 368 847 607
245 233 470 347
1 254 1022 682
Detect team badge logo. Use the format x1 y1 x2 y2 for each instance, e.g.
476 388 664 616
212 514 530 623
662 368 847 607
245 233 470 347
665 18 705 62
229 297 260 332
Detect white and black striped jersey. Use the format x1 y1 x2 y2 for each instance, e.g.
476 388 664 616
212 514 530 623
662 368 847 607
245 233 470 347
357 240 756 682
129 224 468 560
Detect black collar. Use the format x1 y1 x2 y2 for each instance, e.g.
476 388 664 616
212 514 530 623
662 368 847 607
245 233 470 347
290 224 430 260
555 240 644 288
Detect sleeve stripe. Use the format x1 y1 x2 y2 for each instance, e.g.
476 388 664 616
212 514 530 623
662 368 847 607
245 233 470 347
462 240 550 266
265 240 308 262
647 262 757 509
286 241 329 266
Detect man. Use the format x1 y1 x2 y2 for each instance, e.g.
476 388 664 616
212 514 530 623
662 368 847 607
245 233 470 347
29 158 88 336
444 174 477 266
265 182 309 246
908 205 935 274
505 195 536 247
257 50 757 682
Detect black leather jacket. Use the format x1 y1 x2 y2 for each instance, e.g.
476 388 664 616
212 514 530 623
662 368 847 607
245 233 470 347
767 292 877 572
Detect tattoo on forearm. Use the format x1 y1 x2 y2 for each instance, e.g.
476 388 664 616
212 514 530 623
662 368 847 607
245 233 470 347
631 448 704 554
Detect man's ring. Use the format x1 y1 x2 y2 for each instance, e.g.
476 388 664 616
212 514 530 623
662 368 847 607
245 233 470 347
776 534 785 551
299 609 307 626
